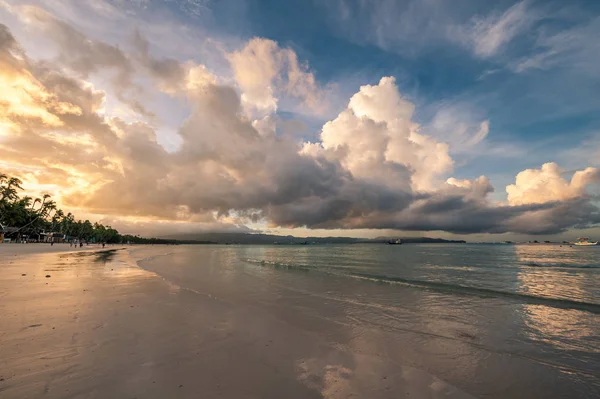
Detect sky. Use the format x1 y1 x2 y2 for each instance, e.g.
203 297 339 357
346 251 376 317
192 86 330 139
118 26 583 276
1 0 600 241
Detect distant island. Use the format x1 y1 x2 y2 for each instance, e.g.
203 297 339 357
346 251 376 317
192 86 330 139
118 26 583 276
161 232 467 245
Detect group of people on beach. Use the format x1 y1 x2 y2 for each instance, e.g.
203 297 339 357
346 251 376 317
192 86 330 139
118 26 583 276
63 240 104 248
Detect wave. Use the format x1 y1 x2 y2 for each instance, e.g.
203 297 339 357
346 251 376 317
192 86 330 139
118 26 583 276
244 258 320 272
347 272 600 314
245 257 600 314
522 261 600 269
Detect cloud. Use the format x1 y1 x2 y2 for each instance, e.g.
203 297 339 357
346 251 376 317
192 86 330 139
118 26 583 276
11 4 157 118
165 0 212 18
227 37 325 116
132 29 217 94
91 215 253 237
511 16 600 76
0 26 82 129
18 6 132 82
318 0 538 60
2 17 600 237
446 176 494 200
227 38 280 114
452 1 533 58
303 77 452 192
506 162 600 205
316 0 457 56
558 133 600 168
424 102 489 153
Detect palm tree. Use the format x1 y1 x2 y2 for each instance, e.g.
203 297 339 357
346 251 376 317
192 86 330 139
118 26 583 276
51 209 64 232
36 194 52 213
1 173 131 244
0 176 24 223
60 212 75 236
31 197 41 210
0 176 23 202
20 196 33 208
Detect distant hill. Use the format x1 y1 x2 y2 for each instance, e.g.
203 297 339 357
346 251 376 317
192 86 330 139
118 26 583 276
372 236 467 244
161 232 466 244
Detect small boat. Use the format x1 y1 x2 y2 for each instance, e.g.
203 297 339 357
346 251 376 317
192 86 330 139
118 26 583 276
387 239 402 245
573 237 599 246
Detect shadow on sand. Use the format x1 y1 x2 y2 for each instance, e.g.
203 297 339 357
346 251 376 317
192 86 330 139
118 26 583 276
59 248 122 264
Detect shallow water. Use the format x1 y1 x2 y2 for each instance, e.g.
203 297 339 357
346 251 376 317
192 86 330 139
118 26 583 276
136 243 600 398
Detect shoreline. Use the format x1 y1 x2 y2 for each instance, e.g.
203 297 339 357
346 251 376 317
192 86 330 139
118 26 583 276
0 245 476 399
3 245 598 398
0 242 130 256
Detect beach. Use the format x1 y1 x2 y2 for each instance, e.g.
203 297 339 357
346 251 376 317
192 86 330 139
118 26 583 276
1 244 598 398
0 244 475 399
0 243 112 256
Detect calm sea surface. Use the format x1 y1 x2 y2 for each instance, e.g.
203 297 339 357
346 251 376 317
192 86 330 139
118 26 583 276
138 243 600 398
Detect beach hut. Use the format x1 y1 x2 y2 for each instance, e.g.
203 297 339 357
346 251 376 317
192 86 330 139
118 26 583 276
0 225 20 242
40 232 65 243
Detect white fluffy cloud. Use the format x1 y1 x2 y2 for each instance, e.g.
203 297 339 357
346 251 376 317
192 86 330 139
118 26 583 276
227 38 324 116
506 162 600 205
446 176 494 200
303 77 453 192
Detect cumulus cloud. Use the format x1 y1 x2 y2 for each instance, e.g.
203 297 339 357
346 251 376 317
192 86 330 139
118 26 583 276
2 14 600 236
303 77 452 192
506 162 600 205
227 38 324 116
446 176 494 200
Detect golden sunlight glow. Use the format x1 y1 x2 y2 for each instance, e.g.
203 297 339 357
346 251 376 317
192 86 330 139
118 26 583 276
0 67 81 128
0 120 13 138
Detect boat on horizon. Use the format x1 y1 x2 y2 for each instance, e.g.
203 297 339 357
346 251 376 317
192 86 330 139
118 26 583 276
387 239 402 245
573 237 599 246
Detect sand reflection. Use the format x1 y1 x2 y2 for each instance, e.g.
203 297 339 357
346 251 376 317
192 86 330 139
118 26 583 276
296 352 476 399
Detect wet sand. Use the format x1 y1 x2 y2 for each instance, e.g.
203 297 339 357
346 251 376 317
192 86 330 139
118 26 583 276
0 242 115 256
0 247 474 399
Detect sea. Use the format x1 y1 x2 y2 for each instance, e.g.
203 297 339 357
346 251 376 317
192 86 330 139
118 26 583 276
136 243 600 398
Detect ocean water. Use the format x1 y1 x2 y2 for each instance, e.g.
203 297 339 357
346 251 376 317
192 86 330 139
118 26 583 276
136 243 600 398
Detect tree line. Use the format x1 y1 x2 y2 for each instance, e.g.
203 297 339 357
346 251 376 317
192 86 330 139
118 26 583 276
0 174 174 244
